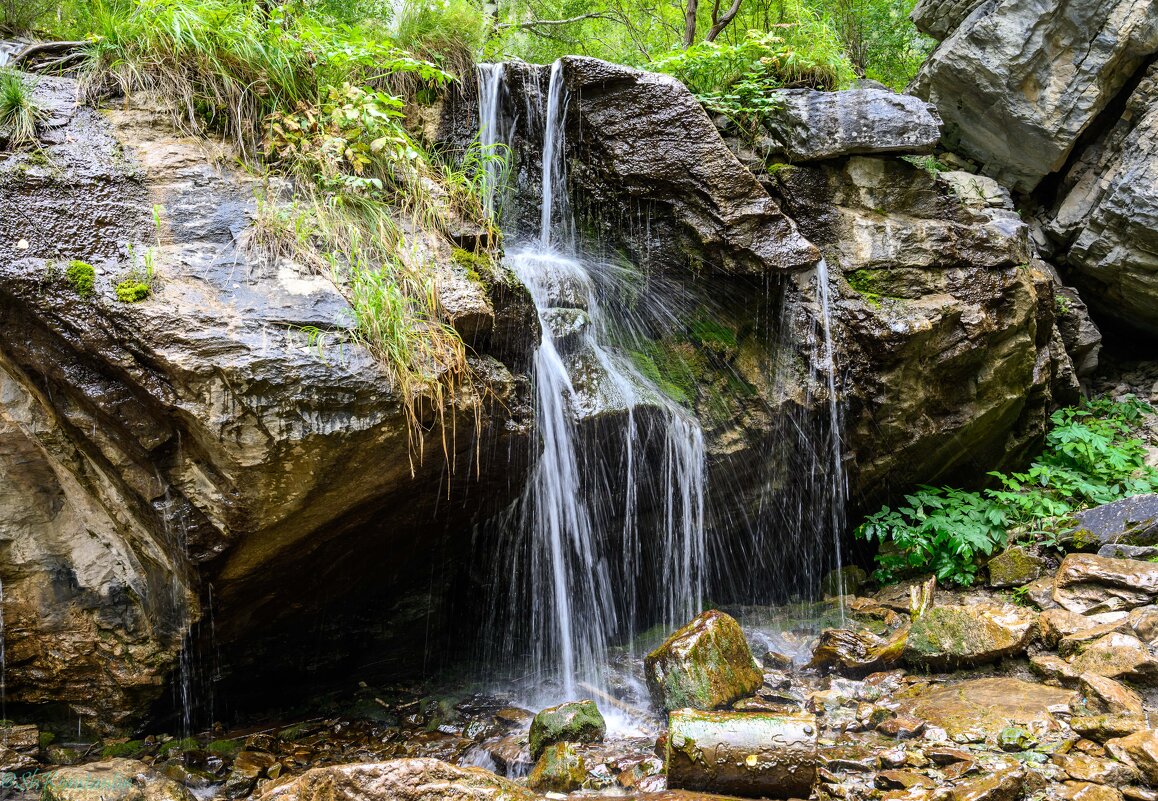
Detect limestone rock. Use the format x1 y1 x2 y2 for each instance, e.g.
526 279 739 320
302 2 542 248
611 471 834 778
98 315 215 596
644 610 763 711
1052 752 1141 786
895 677 1073 742
912 0 1158 192
1107 730 1158 786
903 605 1037 670
1075 673 1145 718
807 625 908 677
944 758 1025 801
753 89 942 162
1054 553 1158 614
910 0 987 39
1065 632 1158 684
255 759 536 801
987 546 1046 589
1071 715 1149 743
528 700 605 759
40 759 193 801
527 742 586 792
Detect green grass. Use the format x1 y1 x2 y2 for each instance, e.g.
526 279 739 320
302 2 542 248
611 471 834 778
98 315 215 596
0 70 47 148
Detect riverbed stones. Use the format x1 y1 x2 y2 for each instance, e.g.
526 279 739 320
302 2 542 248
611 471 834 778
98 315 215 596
1107 730 1158 785
1054 554 1158 614
753 88 942 161
644 610 763 711
903 605 1037 669
527 742 586 792
528 700 606 759
40 759 193 801
1066 633 1158 684
255 758 537 801
1075 673 1145 718
988 546 1047 589
1052 752 1141 786
665 709 818 797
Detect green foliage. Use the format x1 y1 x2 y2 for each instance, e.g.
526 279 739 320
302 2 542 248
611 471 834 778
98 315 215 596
857 396 1158 587
0 0 57 34
0 70 47 148
66 260 96 296
207 739 241 757
1055 294 1072 316
393 0 486 77
115 278 151 302
822 0 933 89
901 153 948 175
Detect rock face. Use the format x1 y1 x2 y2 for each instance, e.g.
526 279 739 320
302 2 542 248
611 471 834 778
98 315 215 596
255 759 537 801
1053 553 1158 614
753 88 942 162
769 156 1077 499
644 610 763 711
912 0 1158 194
0 77 533 727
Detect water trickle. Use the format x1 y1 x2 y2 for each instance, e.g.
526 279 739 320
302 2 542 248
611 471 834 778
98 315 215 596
479 62 708 703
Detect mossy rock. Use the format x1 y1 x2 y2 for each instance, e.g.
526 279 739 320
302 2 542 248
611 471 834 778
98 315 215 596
987 546 1045 589
526 741 586 792
100 739 146 758
644 609 763 711
528 700 605 759
903 605 1035 670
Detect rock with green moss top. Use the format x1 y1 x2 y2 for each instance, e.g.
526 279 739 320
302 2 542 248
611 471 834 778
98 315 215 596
997 726 1037 751
903 605 1037 670
987 545 1045 589
526 742 586 792
528 700 605 759
644 609 763 711
115 280 150 303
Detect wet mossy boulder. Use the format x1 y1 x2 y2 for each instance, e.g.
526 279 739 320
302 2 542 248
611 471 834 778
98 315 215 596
903 605 1036 670
987 546 1046 589
528 700 605 759
644 609 763 711
527 742 586 792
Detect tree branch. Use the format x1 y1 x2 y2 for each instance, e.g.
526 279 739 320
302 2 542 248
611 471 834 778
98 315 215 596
11 40 88 68
496 12 615 30
705 0 743 41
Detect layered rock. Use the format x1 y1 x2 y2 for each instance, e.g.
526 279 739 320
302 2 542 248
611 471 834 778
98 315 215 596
911 0 1158 193
0 76 534 728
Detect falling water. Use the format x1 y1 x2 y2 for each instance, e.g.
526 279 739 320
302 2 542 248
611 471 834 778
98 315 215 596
814 259 848 618
479 61 707 701
0 577 6 746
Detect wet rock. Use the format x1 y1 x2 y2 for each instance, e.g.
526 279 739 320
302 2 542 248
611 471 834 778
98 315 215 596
559 56 819 275
1130 606 1158 642
896 678 1073 742
998 726 1037 751
493 708 534 729
944 758 1025 801
911 0 1158 193
1075 673 1145 718
40 759 193 801
644 610 763 711
987 546 1046 589
528 700 605 759
1070 715 1149 743
1058 619 1134 656
665 709 818 798
1107 730 1158 786
753 89 941 162
1053 554 1158 614
1052 752 1141 785
822 565 868 597
526 742 586 792
807 625 908 677
1041 609 1116 648
255 758 536 801
903 605 1037 670
1054 783 1126 801
1099 545 1158 561
1065 632 1158 684
876 769 936 790
1067 497 1158 550
878 716 927 740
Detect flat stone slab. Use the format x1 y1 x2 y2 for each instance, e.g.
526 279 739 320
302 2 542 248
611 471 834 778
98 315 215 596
755 89 942 161
895 677 1074 740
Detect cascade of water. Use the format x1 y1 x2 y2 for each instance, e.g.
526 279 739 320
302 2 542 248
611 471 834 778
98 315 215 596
1 577 6 746
813 259 847 619
476 63 507 219
479 62 708 702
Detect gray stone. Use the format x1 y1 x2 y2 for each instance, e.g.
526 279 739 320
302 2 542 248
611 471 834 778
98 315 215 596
912 0 1158 192
910 0 987 40
1068 496 1158 549
754 88 942 162
1099 544 1158 560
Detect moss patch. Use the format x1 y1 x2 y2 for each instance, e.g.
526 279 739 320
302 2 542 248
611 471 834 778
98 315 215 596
115 279 151 303
66 260 95 297
528 700 605 759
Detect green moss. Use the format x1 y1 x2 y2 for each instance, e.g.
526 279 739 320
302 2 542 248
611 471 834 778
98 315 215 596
100 739 145 758
528 700 606 759
207 739 242 758
689 316 738 358
906 607 988 658
629 339 702 407
39 731 56 749
450 246 495 283
115 279 151 303
66 260 96 297
159 737 199 755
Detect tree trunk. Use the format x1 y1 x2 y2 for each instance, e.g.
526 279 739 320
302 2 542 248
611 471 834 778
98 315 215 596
683 0 699 47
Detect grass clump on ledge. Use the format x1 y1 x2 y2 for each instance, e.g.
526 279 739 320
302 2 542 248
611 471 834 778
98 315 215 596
75 0 502 469
0 69 47 149
856 395 1158 587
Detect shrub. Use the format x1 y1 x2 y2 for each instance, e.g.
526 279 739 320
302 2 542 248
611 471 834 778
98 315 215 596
0 70 47 148
66 260 96 296
393 0 485 78
0 0 57 34
856 396 1158 586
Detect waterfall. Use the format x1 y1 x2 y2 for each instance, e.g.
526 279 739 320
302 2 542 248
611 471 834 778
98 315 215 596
478 61 707 702
814 259 848 618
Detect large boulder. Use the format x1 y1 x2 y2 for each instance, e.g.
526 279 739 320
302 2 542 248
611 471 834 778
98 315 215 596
528 700 605 759
895 677 1074 742
752 88 942 162
255 759 536 801
911 0 1158 193
39 759 193 801
1106 730 1158 786
644 610 763 711
903 605 1037 670
1053 553 1158 614
1066 495 1158 549
0 76 533 727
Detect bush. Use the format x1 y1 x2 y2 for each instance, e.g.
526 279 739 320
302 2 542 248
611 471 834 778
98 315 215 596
0 0 57 34
856 396 1158 586
393 0 485 78
66 260 96 296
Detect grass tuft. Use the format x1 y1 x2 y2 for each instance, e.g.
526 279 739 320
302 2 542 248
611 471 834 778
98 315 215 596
0 70 47 148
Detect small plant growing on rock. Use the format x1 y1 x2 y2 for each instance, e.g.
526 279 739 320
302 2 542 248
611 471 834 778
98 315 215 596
0 70 46 150
65 260 96 296
115 279 151 303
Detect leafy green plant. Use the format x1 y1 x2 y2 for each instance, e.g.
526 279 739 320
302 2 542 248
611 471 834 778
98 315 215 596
856 396 1158 586
901 154 948 175
0 70 47 148
66 260 96 296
